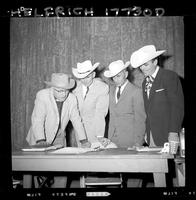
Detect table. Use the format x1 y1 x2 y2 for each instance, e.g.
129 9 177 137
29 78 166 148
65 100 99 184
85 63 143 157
12 148 174 188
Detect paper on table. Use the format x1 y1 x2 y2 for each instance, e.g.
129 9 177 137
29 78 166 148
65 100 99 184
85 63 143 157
127 146 163 152
51 147 97 154
91 141 117 149
22 144 63 152
136 147 163 152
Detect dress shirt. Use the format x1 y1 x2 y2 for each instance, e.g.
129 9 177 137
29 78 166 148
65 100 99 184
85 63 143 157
115 80 128 103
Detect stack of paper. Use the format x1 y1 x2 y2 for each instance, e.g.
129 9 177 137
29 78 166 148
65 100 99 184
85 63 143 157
135 146 163 152
127 146 163 152
51 147 97 154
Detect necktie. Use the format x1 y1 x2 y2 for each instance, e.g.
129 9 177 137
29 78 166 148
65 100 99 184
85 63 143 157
145 76 154 92
117 86 121 100
84 86 89 99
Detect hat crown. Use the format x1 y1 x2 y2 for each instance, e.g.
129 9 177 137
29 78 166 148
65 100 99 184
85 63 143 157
50 73 73 88
108 60 124 73
77 60 93 73
72 60 100 79
132 45 157 60
104 60 130 78
139 45 156 54
130 45 165 68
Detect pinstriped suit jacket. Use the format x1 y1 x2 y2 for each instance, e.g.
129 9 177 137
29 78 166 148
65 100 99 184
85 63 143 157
142 68 184 146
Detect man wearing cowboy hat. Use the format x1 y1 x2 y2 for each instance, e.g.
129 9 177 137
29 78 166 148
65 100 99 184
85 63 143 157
72 60 111 148
26 73 91 187
104 60 146 187
104 60 146 148
130 45 184 148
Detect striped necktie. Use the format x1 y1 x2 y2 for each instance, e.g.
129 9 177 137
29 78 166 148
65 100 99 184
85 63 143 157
145 76 154 92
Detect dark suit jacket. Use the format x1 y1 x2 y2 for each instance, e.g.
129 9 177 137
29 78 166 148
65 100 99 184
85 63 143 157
108 81 146 147
142 67 184 146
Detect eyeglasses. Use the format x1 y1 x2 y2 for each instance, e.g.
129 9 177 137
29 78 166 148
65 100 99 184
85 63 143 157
53 88 67 93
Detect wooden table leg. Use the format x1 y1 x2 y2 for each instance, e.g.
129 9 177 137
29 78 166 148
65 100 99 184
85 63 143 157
175 162 185 186
23 174 32 188
80 175 85 188
153 173 166 187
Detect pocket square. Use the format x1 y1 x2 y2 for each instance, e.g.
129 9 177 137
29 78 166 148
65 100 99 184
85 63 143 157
155 88 165 92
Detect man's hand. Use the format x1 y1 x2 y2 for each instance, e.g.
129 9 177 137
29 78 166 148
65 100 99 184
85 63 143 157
97 136 111 147
168 132 179 142
35 140 51 147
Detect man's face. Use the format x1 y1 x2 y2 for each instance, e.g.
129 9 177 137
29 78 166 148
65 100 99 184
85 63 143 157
53 87 69 101
139 59 157 76
112 70 128 86
80 72 95 87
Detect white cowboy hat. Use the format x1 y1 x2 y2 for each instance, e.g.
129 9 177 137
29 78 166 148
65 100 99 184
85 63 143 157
72 60 100 79
130 45 166 68
104 60 130 78
45 73 75 89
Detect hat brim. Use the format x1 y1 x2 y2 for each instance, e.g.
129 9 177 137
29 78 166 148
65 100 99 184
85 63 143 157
104 61 130 78
44 79 75 89
131 50 165 68
72 62 100 79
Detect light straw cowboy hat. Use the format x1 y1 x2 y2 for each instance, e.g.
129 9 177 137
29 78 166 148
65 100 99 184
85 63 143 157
130 45 166 68
45 73 75 89
72 60 100 79
104 60 130 78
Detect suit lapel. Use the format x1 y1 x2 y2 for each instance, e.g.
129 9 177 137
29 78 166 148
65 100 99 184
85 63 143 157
49 88 60 120
117 81 130 103
84 80 93 101
78 83 84 103
142 81 148 106
148 68 163 102
143 77 153 112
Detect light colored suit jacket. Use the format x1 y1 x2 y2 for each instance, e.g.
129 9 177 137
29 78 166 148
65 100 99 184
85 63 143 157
26 88 87 145
108 81 146 148
73 78 109 143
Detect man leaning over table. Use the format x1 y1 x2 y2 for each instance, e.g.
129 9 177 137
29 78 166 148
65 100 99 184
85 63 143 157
26 73 91 188
71 60 119 187
72 60 112 148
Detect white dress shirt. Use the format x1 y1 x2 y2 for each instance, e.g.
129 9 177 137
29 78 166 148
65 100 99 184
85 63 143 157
115 80 128 103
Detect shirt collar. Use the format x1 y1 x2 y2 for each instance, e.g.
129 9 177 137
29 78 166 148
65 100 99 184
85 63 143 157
116 79 128 92
151 66 159 79
121 79 128 91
